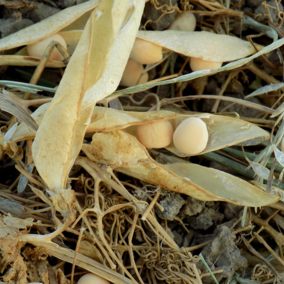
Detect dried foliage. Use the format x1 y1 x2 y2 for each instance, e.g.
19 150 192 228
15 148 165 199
1 0 284 283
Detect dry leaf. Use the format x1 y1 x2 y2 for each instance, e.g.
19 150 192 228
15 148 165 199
82 130 279 206
79 240 104 263
136 30 262 62
3 216 33 229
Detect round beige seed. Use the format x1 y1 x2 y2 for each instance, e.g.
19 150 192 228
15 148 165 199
190 57 223 71
169 12 196 32
120 58 149 87
137 120 174 149
77 273 110 284
130 38 162 65
173 117 208 155
27 34 67 61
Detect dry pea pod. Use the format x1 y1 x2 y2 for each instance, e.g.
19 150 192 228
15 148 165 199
31 0 144 194
0 30 82 68
168 12 196 32
136 30 263 69
86 108 269 156
82 130 279 207
11 107 269 157
0 1 97 67
15 30 82 59
0 0 99 52
27 34 67 61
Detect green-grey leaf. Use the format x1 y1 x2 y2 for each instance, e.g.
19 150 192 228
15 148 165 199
272 101 284 118
246 160 271 180
246 83 284 99
272 144 284 168
0 80 57 93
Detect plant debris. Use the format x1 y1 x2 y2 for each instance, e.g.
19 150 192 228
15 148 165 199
1 0 284 283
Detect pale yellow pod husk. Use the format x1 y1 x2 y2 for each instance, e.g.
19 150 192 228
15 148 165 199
136 30 263 62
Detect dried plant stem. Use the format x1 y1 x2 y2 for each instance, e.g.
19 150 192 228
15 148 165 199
71 227 86 284
22 216 73 246
146 195 164 212
75 157 137 203
150 95 274 114
128 213 144 284
253 232 284 266
146 73 179 84
42 244 136 284
95 207 136 280
15 164 45 188
241 235 281 278
141 187 161 220
74 200 117 270
191 0 243 16
76 157 179 249
75 159 173 279
246 62 281 85
7 91 51 110
212 70 239 113
251 212 284 249
23 41 69 100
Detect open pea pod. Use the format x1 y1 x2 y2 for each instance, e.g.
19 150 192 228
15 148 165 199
166 115 269 156
13 30 82 59
11 106 175 142
82 130 279 206
87 108 269 156
59 31 83 55
164 163 279 206
0 2 95 68
11 107 269 157
136 30 263 62
31 0 133 194
0 0 98 52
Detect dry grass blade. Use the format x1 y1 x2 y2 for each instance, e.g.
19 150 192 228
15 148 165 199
150 95 275 114
245 83 284 99
0 92 38 131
